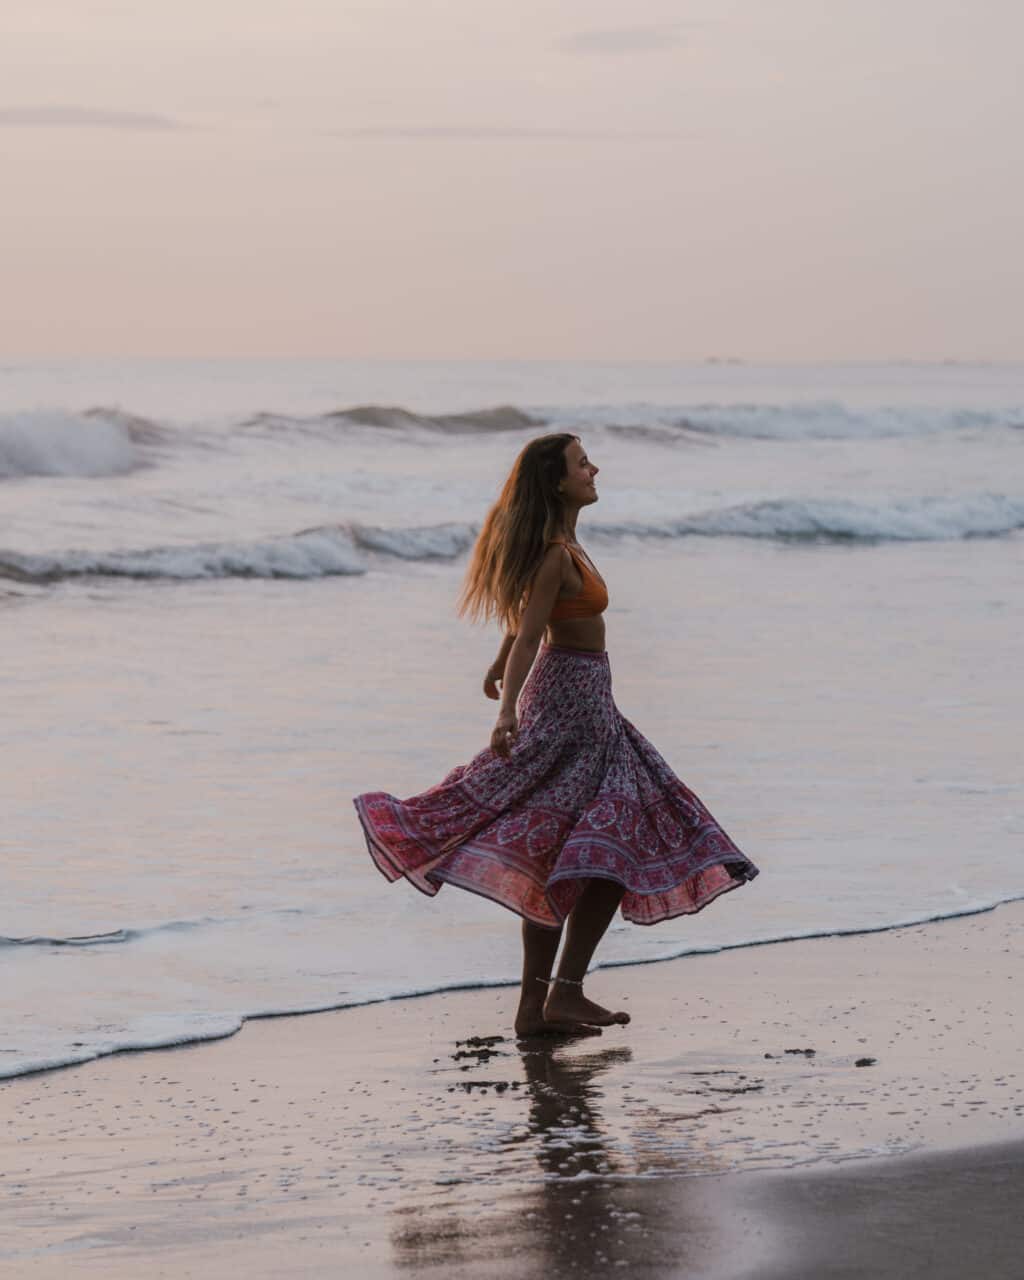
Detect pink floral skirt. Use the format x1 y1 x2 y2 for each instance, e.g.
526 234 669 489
353 643 758 928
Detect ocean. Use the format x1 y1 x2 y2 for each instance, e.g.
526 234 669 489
2 358 1022 1079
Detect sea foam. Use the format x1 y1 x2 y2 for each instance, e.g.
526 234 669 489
0 527 367 583
242 399 1023 441
669 493 1024 542
0 408 158 478
673 401 1023 440
4 891 1024 1083
3 495 1022 584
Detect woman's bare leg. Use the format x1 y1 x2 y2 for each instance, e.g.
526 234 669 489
515 921 559 1035
516 921 565 1035
514 920 602 1036
543 879 631 1027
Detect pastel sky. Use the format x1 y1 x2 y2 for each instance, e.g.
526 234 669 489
2 0 1020 359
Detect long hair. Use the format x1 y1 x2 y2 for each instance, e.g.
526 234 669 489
458 433 578 631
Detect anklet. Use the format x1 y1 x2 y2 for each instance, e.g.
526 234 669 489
537 976 584 987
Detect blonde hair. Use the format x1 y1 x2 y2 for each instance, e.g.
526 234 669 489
457 433 577 631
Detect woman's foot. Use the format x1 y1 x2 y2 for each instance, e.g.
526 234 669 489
543 982 630 1028
514 996 603 1038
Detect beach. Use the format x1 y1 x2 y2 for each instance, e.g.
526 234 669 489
5 0 1023 1263
3 897 1022 1277
3 357 1022 1275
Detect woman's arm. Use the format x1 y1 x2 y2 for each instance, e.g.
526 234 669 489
490 545 567 757
483 630 517 700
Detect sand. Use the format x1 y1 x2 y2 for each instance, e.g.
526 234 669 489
2 899 1022 1278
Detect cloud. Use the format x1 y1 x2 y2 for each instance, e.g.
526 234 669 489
0 106 185 131
556 24 691 55
326 126 691 142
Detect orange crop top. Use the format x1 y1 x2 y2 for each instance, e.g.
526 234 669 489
547 539 609 622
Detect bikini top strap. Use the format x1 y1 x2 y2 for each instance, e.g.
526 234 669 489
548 539 597 582
547 537 579 561
547 537 576 560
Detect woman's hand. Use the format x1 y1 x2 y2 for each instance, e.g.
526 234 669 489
490 709 518 758
483 666 503 700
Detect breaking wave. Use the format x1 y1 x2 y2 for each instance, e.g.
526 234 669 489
673 401 1024 440
0 408 163 479
5 401 1021 482
657 493 1024 543
352 522 476 558
0 522 475 584
243 403 546 435
0 527 367 583
240 400 1024 441
2 495 1021 585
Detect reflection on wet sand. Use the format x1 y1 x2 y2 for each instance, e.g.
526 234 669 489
390 1037 713 1276
513 1039 633 1176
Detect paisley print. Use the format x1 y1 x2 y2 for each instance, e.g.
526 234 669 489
353 644 759 928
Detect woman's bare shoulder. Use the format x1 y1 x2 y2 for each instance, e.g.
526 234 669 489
537 541 570 574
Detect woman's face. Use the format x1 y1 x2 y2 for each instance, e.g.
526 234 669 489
560 439 600 507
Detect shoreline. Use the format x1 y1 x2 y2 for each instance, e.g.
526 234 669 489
6 888 1024 1085
2 898 1022 1277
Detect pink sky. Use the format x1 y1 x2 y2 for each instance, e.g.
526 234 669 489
1 0 1020 360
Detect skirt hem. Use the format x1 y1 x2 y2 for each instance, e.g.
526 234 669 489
354 795 438 897
355 792 755 929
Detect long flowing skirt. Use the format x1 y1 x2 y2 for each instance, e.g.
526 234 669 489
353 643 759 928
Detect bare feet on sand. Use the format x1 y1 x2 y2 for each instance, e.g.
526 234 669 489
543 985 630 1028
514 985 630 1037
514 1010 603 1038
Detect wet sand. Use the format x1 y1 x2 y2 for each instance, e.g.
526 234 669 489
2 899 1022 1277
692 1138 1024 1279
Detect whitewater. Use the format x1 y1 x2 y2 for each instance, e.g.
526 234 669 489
2 358 1022 1079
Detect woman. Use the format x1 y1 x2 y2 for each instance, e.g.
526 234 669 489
353 433 758 1036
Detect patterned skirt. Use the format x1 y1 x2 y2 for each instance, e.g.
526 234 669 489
353 643 759 928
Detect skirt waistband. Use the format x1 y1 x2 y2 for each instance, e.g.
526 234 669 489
540 643 609 662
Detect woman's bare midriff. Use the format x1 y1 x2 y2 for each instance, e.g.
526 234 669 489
545 616 606 653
